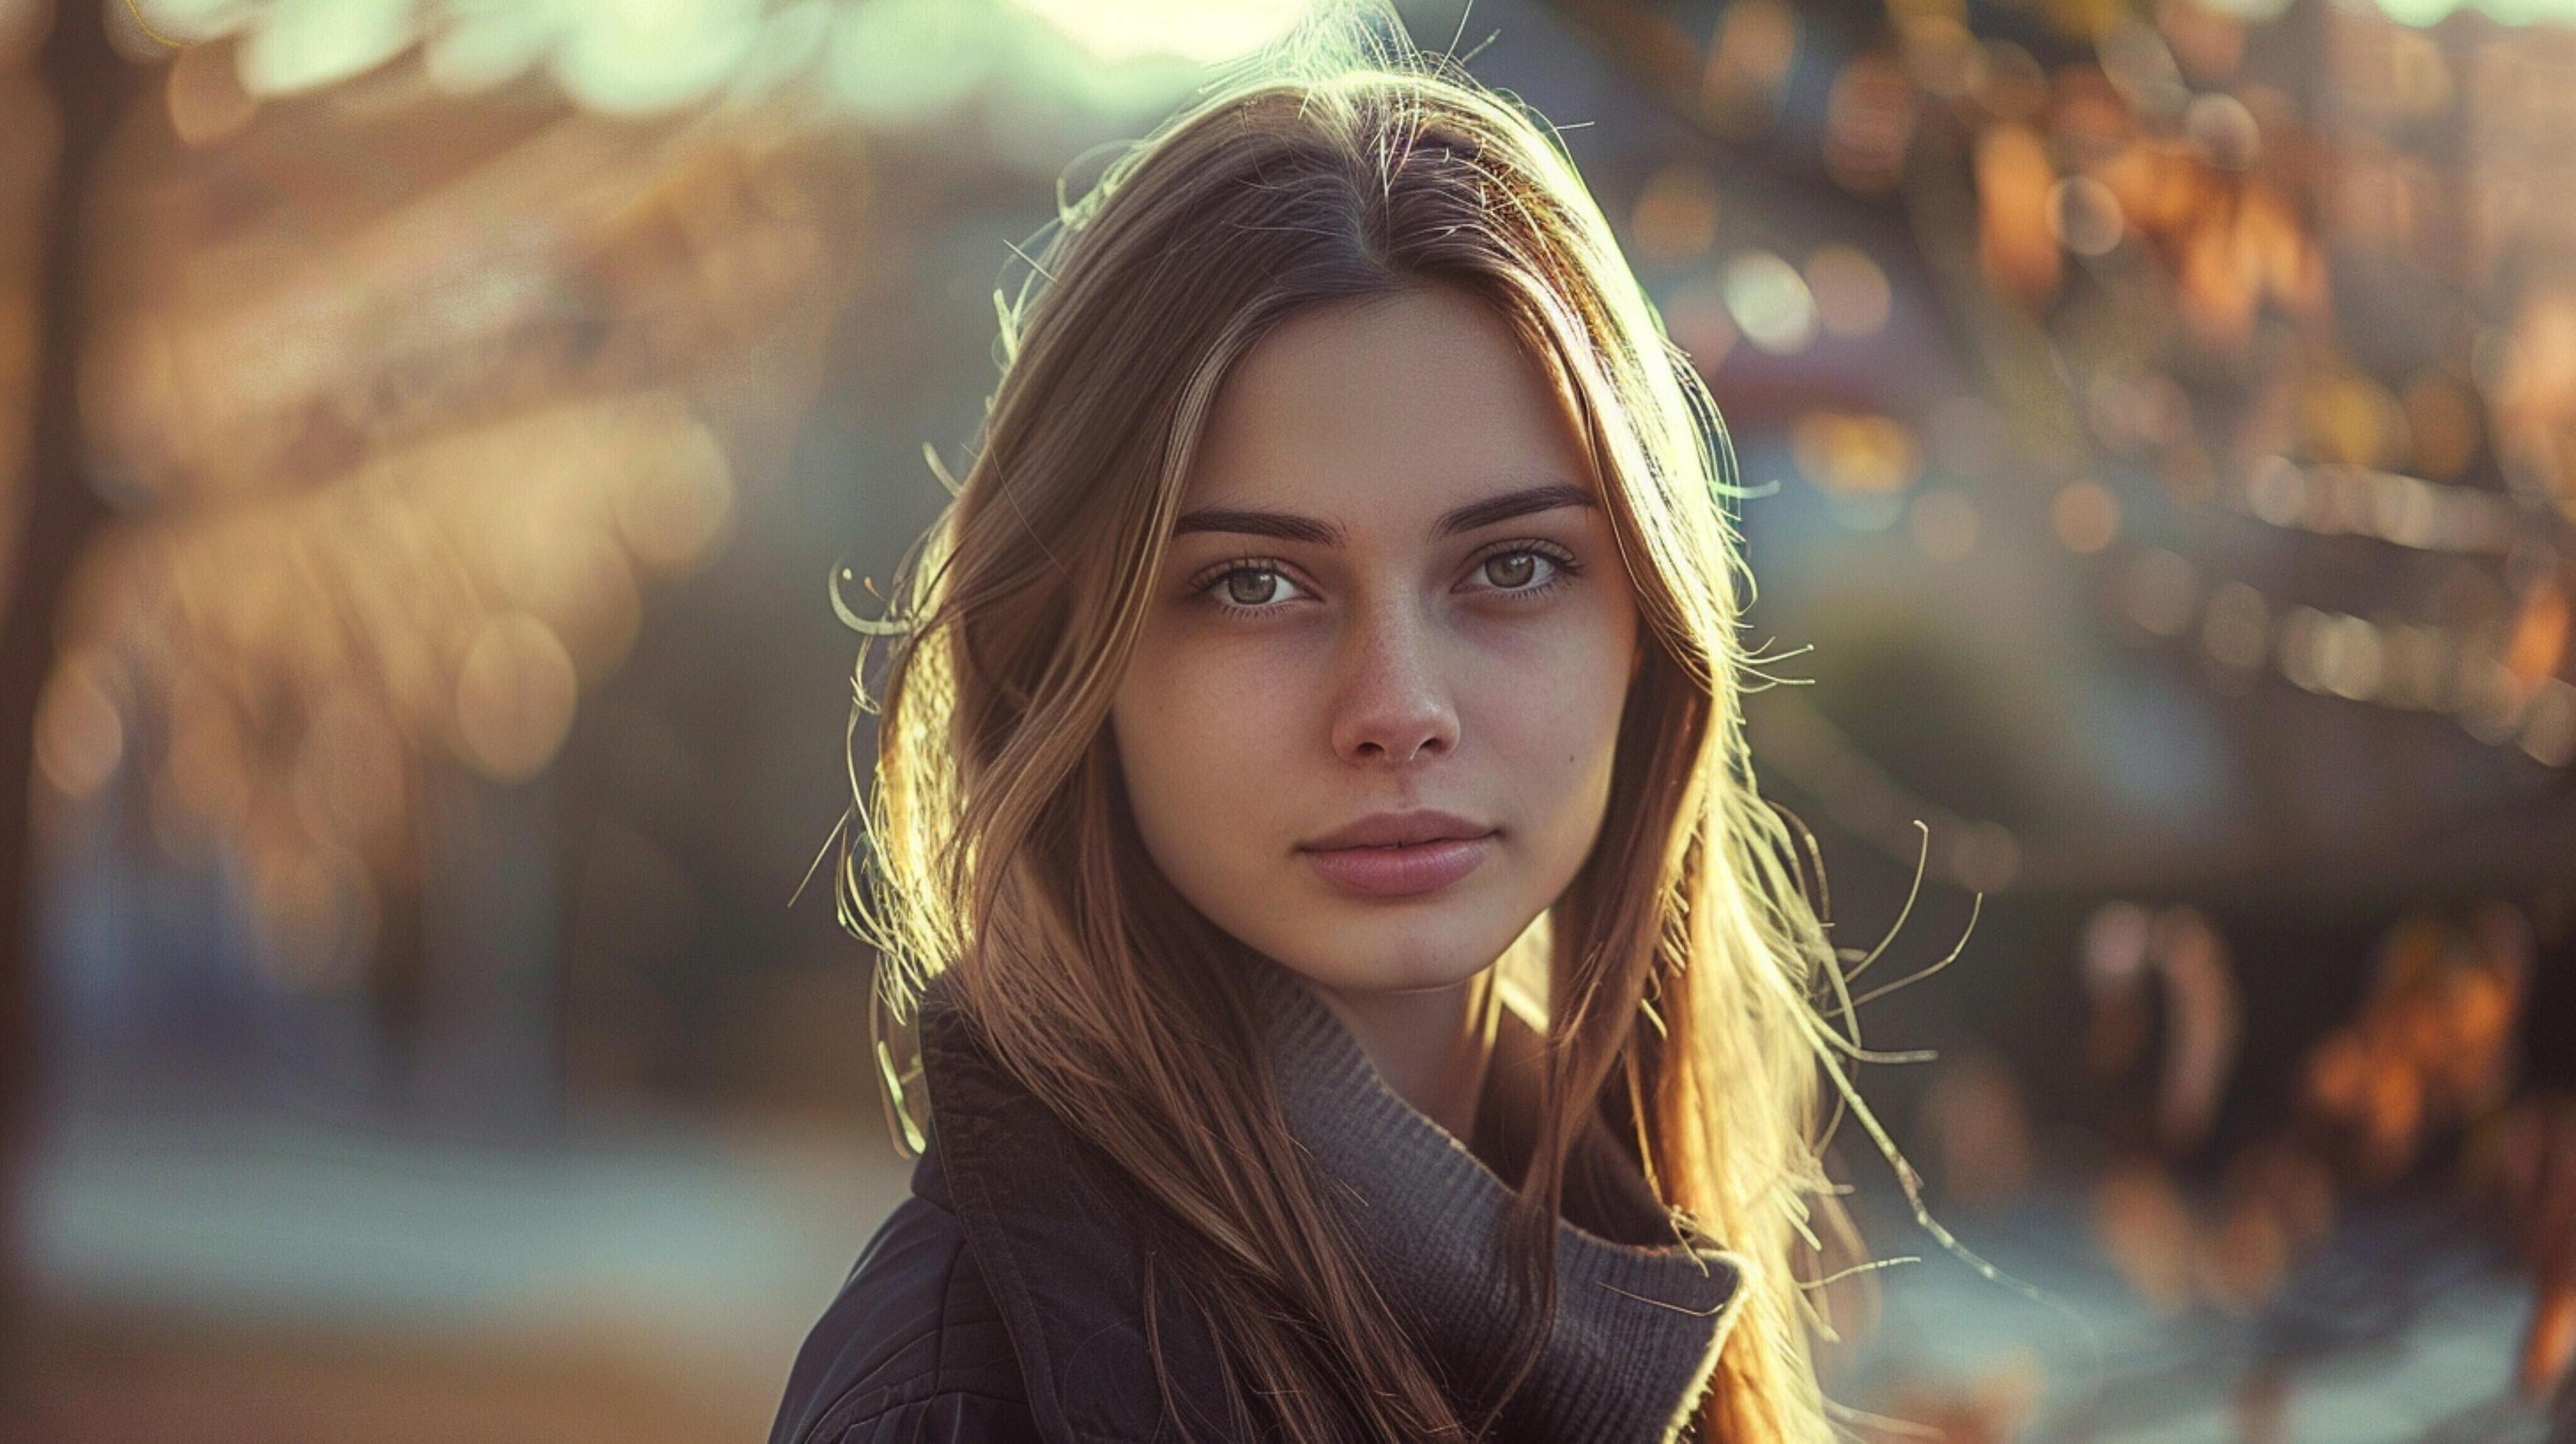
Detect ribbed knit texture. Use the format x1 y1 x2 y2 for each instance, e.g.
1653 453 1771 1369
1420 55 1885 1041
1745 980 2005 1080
1239 952 1747 1443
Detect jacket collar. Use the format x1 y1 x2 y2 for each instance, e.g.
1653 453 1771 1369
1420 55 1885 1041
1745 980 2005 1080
915 961 1748 1443
914 986 1238 1442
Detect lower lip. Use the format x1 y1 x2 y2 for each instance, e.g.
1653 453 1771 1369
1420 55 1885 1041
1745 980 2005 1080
1298 833 1497 897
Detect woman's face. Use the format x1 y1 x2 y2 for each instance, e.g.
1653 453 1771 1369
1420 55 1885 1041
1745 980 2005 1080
1110 281 1642 1002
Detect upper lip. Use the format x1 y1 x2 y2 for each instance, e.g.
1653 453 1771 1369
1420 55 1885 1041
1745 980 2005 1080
1299 809 1495 851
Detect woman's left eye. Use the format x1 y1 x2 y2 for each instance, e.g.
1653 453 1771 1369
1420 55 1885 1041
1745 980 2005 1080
1473 545 1580 595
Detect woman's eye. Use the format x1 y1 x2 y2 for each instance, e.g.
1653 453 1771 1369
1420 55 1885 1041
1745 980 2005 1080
1481 550 1544 591
1472 544 1580 596
1218 567 1304 609
1191 544 1580 616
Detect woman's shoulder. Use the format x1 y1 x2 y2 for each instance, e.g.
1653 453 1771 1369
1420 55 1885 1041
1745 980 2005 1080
768 1154 1041 1444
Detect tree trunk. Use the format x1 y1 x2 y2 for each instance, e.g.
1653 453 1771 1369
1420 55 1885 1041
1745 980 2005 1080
0 1 141 1420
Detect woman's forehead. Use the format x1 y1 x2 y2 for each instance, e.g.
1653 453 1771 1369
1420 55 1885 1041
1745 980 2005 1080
1182 288 1599 523
1168 474 1602 553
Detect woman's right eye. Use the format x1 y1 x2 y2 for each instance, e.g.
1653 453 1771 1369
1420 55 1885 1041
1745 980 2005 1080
1198 564 1309 614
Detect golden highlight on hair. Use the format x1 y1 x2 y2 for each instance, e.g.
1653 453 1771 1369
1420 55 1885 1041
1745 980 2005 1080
829 4 1903 1437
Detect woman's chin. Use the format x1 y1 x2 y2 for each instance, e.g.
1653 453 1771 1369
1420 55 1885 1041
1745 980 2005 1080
1275 940 1499 998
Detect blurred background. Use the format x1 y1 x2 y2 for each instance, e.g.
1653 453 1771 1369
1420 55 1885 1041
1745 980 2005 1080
0 0 2570 1439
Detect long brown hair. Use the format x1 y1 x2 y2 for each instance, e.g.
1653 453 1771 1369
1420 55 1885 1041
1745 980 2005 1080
834 4 1872 1437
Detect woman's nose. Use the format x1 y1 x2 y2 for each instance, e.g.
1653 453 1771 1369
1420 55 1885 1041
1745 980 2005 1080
1326 610 1460 765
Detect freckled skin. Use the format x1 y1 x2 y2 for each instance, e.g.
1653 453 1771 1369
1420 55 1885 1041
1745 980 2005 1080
1109 282 1643 1019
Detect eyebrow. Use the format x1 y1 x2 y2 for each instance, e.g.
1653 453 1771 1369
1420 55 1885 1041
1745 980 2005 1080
1171 480 1600 547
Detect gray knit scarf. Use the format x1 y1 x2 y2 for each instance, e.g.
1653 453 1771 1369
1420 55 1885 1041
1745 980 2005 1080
1238 952 1747 1442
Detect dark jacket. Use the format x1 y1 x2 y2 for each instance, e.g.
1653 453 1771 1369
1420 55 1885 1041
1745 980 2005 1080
765 1141 1040 1443
770 966 1744 1444
771 985 1249 1444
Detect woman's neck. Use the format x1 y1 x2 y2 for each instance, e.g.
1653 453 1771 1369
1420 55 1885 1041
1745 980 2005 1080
1295 964 1503 1144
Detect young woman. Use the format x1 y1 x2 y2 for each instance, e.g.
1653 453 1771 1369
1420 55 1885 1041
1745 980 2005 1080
771 5 1880 1439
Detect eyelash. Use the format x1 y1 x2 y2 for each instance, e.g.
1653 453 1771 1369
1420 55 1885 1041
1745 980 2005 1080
1186 541 1585 619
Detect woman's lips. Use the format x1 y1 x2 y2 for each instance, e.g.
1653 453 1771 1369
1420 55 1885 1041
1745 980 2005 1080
1297 833 1497 897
